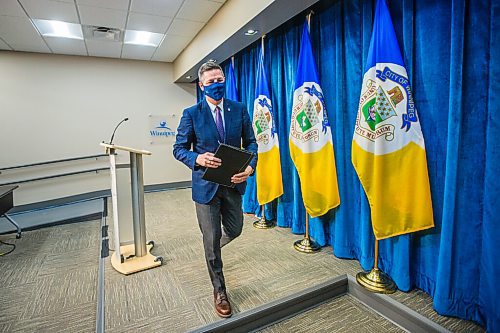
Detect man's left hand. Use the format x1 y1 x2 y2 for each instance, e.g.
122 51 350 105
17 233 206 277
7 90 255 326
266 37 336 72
231 166 253 184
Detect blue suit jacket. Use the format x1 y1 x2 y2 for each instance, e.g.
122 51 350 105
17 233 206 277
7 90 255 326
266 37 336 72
173 99 257 204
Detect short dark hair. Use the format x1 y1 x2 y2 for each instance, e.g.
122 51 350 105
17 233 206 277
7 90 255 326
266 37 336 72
198 61 224 81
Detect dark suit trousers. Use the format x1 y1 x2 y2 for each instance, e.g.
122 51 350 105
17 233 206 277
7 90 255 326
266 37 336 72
195 186 243 293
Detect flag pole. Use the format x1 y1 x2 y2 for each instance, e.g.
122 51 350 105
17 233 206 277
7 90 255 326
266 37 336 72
356 239 397 293
253 205 275 229
294 213 320 253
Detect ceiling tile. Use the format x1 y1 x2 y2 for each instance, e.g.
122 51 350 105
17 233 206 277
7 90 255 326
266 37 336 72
0 38 12 50
0 0 28 17
86 39 122 58
19 0 79 23
127 12 172 34
130 0 183 17
76 0 130 11
44 36 87 56
152 34 190 62
9 42 51 53
167 18 204 38
176 0 222 23
78 5 127 29
150 49 175 62
121 44 156 60
0 16 45 46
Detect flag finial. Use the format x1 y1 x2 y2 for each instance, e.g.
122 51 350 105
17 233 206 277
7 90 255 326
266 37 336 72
306 10 314 31
261 35 266 56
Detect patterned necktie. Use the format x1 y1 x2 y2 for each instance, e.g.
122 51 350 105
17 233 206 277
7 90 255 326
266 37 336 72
215 106 225 142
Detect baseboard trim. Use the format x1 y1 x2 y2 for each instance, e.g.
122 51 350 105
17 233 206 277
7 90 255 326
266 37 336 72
145 181 192 193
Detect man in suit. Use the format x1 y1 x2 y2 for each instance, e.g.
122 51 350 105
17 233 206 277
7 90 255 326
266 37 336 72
173 61 257 318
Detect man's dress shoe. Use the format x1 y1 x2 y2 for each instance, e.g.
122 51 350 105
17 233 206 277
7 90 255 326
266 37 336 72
214 291 232 318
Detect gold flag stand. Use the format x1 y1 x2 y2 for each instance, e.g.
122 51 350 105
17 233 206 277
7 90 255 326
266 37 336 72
356 240 397 293
294 214 321 253
253 205 275 229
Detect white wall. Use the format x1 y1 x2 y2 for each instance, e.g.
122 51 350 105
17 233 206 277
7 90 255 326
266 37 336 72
0 51 195 205
174 0 274 80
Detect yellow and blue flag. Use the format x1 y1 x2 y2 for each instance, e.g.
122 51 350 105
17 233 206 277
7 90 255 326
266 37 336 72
226 59 238 101
289 21 340 217
253 48 283 205
352 0 434 239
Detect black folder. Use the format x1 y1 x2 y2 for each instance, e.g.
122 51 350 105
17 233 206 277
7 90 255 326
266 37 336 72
202 143 256 187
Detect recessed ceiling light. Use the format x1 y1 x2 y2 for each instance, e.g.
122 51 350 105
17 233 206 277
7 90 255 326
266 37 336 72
124 30 164 47
244 29 258 36
33 19 83 40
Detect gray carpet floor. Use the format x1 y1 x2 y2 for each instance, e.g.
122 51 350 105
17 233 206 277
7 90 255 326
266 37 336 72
259 295 405 333
0 221 99 332
0 188 486 332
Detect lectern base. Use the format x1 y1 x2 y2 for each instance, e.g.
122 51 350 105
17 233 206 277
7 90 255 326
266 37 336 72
111 243 162 275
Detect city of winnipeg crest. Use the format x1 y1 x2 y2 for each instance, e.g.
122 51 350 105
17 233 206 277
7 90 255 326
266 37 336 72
290 83 330 145
253 97 272 145
253 96 277 150
355 65 418 143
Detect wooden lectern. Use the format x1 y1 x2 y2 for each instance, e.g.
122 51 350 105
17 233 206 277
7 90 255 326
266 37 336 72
101 142 162 275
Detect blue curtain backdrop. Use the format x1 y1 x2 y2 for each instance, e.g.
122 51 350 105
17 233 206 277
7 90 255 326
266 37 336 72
196 0 499 330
